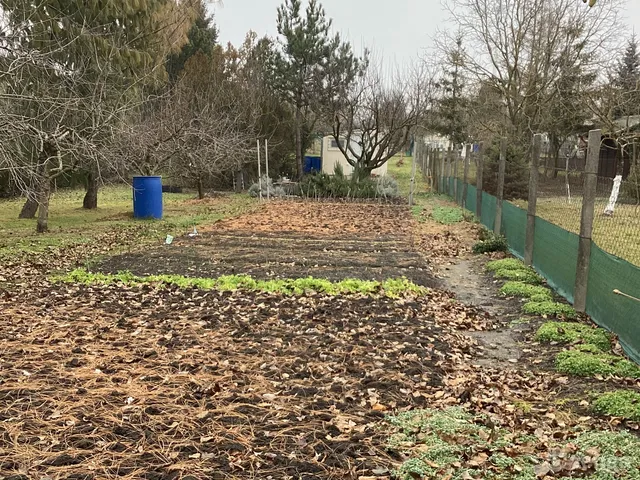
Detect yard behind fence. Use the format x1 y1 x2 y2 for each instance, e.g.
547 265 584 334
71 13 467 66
414 131 640 363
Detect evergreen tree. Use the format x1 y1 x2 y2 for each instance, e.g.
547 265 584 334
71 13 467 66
434 34 469 148
166 0 219 83
272 0 364 178
614 35 640 118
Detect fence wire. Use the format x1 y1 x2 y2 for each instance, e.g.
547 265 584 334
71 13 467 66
536 143 640 266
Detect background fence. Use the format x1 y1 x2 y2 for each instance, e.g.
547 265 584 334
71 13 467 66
416 132 640 364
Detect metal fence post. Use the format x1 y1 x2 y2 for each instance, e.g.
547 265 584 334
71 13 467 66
476 142 484 220
462 144 470 210
525 134 542 266
575 129 602 312
494 137 507 235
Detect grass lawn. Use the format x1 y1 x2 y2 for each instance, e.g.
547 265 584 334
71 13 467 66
514 197 640 266
0 186 255 259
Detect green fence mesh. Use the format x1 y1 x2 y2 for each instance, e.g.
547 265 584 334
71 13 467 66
465 184 477 215
587 245 640 363
480 192 497 230
502 202 527 259
440 175 640 364
532 217 579 304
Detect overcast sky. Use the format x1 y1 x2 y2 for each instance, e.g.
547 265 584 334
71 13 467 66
211 0 640 65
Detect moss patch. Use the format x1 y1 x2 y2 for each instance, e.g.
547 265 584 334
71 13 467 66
486 259 543 284
431 206 464 225
523 300 577 318
593 390 640 421
536 322 611 351
500 281 552 299
53 268 427 298
556 348 640 378
486 258 526 272
387 406 640 480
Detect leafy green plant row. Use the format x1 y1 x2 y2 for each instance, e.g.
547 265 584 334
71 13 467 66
53 268 427 297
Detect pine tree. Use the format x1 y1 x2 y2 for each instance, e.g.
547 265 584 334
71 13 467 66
166 0 219 83
272 0 364 178
614 35 640 118
434 34 469 148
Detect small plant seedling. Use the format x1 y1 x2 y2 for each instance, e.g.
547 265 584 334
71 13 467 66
500 281 552 299
556 348 640 378
493 268 543 284
486 258 526 272
431 206 465 225
593 390 640 421
536 322 612 351
53 268 427 298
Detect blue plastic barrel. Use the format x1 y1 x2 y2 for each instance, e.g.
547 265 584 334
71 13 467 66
133 176 163 219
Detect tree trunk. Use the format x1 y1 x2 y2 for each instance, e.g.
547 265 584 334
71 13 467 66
197 176 205 200
83 170 98 209
19 195 38 219
234 170 244 192
36 164 51 233
295 106 303 179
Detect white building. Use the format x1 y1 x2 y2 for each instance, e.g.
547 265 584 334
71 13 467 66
318 136 388 177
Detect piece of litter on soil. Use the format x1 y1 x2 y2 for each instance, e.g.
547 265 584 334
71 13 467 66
165 235 174 244
188 226 198 237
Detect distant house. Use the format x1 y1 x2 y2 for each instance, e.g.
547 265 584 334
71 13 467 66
304 135 389 177
577 115 640 179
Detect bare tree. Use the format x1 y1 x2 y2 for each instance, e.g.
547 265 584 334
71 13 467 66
328 60 433 177
445 0 621 144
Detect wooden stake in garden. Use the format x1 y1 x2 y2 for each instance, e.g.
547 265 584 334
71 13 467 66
265 139 270 200
257 139 263 201
525 134 542 266
575 129 601 312
409 140 418 206
494 138 507 235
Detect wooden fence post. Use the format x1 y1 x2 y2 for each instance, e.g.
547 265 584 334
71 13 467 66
447 146 453 195
453 148 459 202
476 142 484 220
462 144 470 210
409 143 417 206
525 134 542 266
440 149 446 193
494 137 507 235
574 129 601 312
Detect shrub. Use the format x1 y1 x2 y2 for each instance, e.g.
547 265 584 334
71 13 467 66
621 163 640 204
472 234 508 254
248 175 285 198
593 390 640 420
299 172 378 199
535 321 612 351
499 281 552 299
376 175 400 198
523 300 577 318
556 348 640 378
482 138 528 200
